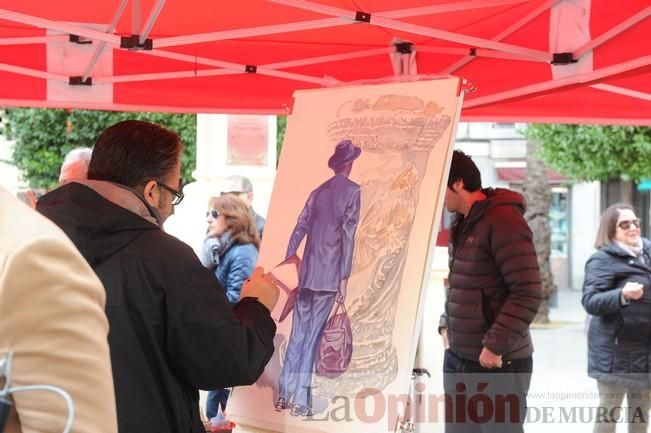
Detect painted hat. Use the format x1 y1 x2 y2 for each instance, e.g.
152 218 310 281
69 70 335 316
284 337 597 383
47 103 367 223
327 140 361 170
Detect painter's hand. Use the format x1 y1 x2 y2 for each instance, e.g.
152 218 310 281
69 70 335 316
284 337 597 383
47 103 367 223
479 347 503 369
241 267 279 312
336 278 347 304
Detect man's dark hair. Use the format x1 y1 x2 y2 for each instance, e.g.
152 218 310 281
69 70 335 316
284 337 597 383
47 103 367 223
88 120 182 188
447 150 482 192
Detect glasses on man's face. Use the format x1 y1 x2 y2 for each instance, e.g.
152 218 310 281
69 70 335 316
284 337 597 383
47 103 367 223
206 209 220 219
617 219 641 230
158 180 184 206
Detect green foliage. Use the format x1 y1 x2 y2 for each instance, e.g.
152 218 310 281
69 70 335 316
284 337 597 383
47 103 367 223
276 115 287 164
4 108 196 189
526 124 651 182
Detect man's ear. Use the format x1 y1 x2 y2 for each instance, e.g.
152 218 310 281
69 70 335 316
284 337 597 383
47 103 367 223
142 179 160 208
246 191 254 205
452 179 464 193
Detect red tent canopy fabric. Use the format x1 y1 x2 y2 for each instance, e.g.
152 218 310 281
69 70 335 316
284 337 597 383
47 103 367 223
0 0 648 124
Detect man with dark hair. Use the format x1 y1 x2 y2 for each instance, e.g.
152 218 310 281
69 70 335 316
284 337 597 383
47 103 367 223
222 175 265 239
37 120 279 433
438 150 542 433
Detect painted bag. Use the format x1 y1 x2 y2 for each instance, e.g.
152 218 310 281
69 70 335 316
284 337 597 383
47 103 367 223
314 302 353 378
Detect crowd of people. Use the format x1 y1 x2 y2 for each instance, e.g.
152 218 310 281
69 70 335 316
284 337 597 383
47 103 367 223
1 122 650 433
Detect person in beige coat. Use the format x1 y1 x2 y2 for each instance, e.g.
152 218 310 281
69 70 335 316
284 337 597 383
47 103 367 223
0 186 117 433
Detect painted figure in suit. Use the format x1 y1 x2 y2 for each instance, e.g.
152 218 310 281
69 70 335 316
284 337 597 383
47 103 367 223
276 139 362 417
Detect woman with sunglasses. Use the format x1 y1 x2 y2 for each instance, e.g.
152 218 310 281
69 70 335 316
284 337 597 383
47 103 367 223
583 203 651 433
200 194 261 418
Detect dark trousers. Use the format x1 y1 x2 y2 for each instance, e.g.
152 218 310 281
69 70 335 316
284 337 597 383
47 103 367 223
278 288 337 409
206 388 230 419
443 349 533 433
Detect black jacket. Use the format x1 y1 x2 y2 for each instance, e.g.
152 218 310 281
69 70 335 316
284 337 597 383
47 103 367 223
582 239 651 390
37 183 276 433
440 188 542 361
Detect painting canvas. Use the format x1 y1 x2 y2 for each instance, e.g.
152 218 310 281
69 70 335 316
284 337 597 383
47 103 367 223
228 77 463 433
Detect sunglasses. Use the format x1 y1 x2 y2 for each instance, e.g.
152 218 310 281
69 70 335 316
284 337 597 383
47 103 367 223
206 209 220 219
157 179 184 206
618 219 641 230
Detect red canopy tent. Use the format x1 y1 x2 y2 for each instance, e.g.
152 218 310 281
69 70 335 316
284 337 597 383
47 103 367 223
0 0 648 124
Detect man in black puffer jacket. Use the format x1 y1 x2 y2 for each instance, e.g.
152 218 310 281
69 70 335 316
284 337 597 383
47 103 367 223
438 150 542 433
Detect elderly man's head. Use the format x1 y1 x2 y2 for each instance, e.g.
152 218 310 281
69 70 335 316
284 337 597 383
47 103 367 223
59 147 92 185
221 175 254 207
87 120 183 223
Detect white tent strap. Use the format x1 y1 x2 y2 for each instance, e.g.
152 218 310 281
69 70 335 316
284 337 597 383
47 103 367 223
574 5 651 59
442 0 562 74
464 55 651 109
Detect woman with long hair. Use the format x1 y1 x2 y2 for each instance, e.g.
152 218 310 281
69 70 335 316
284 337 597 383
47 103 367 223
583 203 651 433
201 194 260 418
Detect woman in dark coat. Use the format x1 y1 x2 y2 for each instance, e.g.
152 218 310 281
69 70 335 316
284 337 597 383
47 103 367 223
201 194 260 419
583 203 651 433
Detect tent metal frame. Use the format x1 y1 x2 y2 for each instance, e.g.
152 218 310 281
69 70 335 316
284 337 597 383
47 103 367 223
0 0 647 110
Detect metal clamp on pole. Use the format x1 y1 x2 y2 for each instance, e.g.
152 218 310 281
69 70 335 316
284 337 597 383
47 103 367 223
551 52 577 65
69 35 93 44
69 76 93 86
120 35 153 50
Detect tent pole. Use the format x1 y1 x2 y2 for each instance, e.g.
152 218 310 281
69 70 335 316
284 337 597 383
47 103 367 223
464 55 651 109
272 0 551 62
82 0 129 82
420 46 548 62
263 48 390 69
0 35 68 45
442 0 561 74
0 8 120 45
154 0 534 49
573 6 651 59
591 84 651 102
139 49 335 85
155 17 348 48
94 68 241 84
140 0 167 44
380 0 534 19
0 62 67 82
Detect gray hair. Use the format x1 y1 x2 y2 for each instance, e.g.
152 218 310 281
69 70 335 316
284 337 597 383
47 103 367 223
59 147 93 185
63 147 93 167
224 175 253 193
